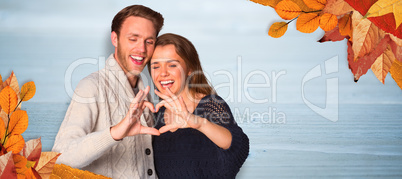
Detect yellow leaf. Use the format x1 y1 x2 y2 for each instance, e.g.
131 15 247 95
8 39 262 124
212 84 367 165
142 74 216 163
0 86 18 114
322 0 354 16
51 164 111 179
320 13 338 31
365 0 402 29
2 72 20 96
5 134 25 154
269 22 289 38
390 59 402 90
296 13 320 33
20 82 36 102
352 11 385 60
339 14 352 37
371 45 396 83
35 152 61 179
303 0 326 10
275 0 302 20
9 110 29 136
249 0 282 7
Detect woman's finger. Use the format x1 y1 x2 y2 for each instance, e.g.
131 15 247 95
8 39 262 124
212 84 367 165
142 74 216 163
143 101 156 113
140 126 161 136
155 89 170 100
155 100 173 112
159 124 178 134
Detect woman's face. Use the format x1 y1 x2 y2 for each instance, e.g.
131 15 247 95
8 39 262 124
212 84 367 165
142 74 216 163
150 44 190 96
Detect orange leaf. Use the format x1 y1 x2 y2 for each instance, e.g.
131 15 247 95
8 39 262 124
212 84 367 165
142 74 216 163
13 154 28 179
35 152 61 179
275 0 302 20
390 40 402 62
390 58 402 90
20 82 36 102
9 110 28 136
0 86 18 115
339 14 352 37
249 0 282 7
390 33 402 47
269 22 289 38
303 0 326 10
25 167 40 179
320 13 338 31
352 11 386 60
51 164 111 179
296 13 320 33
2 72 20 96
371 45 396 83
19 138 42 168
322 0 354 16
5 134 25 154
0 117 5 141
0 152 18 178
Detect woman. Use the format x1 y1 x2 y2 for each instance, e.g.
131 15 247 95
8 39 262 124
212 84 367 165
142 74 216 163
149 33 249 178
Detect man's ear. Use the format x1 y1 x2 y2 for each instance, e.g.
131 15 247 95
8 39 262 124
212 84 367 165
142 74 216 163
111 31 118 48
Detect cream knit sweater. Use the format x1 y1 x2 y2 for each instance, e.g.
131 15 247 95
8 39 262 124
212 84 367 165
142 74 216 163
52 54 157 179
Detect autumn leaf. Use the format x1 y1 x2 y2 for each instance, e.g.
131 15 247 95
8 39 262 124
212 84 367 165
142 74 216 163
364 0 402 29
19 138 42 168
344 0 402 39
2 72 20 96
390 57 402 89
0 117 5 142
269 22 289 38
13 154 28 179
371 45 396 83
51 164 111 179
318 26 348 42
348 35 392 81
275 0 302 20
296 12 321 33
322 0 354 16
25 167 41 179
390 33 402 47
390 40 402 62
320 13 338 31
0 152 17 178
0 75 2 92
20 82 36 102
0 86 18 115
303 0 326 10
5 134 25 154
8 110 29 136
352 11 385 60
35 152 61 179
338 13 353 37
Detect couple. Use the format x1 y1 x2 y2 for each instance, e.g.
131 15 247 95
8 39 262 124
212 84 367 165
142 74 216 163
52 5 249 179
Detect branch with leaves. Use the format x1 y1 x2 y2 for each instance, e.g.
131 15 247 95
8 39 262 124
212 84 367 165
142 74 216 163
251 0 402 89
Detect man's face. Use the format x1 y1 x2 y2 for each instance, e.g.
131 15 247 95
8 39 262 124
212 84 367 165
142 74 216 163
111 16 157 76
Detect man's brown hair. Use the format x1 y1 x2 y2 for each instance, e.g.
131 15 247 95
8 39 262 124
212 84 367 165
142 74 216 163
111 5 164 36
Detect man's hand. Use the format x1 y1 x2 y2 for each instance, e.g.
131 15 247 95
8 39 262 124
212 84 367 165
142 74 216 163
110 86 160 140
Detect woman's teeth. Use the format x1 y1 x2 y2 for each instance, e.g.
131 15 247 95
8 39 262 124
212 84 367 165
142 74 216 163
160 80 174 85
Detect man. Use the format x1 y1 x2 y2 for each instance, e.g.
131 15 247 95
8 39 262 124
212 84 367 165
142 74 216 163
52 5 164 179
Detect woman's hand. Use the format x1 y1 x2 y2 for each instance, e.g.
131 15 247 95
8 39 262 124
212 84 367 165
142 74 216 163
155 88 205 133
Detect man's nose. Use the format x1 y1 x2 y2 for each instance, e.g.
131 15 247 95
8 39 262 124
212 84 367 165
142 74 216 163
137 41 146 53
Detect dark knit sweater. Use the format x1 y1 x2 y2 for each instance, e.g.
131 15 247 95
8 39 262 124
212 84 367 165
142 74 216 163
153 95 249 179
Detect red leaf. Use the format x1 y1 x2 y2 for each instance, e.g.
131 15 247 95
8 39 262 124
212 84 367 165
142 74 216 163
344 0 402 39
319 26 348 42
19 138 42 168
348 35 392 81
390 40 402 62
0 152 17 178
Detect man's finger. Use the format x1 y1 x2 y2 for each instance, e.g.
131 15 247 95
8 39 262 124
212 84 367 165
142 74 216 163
140 126 161 136
130 90 144 108
143 101 156 113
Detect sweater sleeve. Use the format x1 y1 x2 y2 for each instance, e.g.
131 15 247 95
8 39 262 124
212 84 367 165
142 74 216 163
201 95 249 175
52 75 120 168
